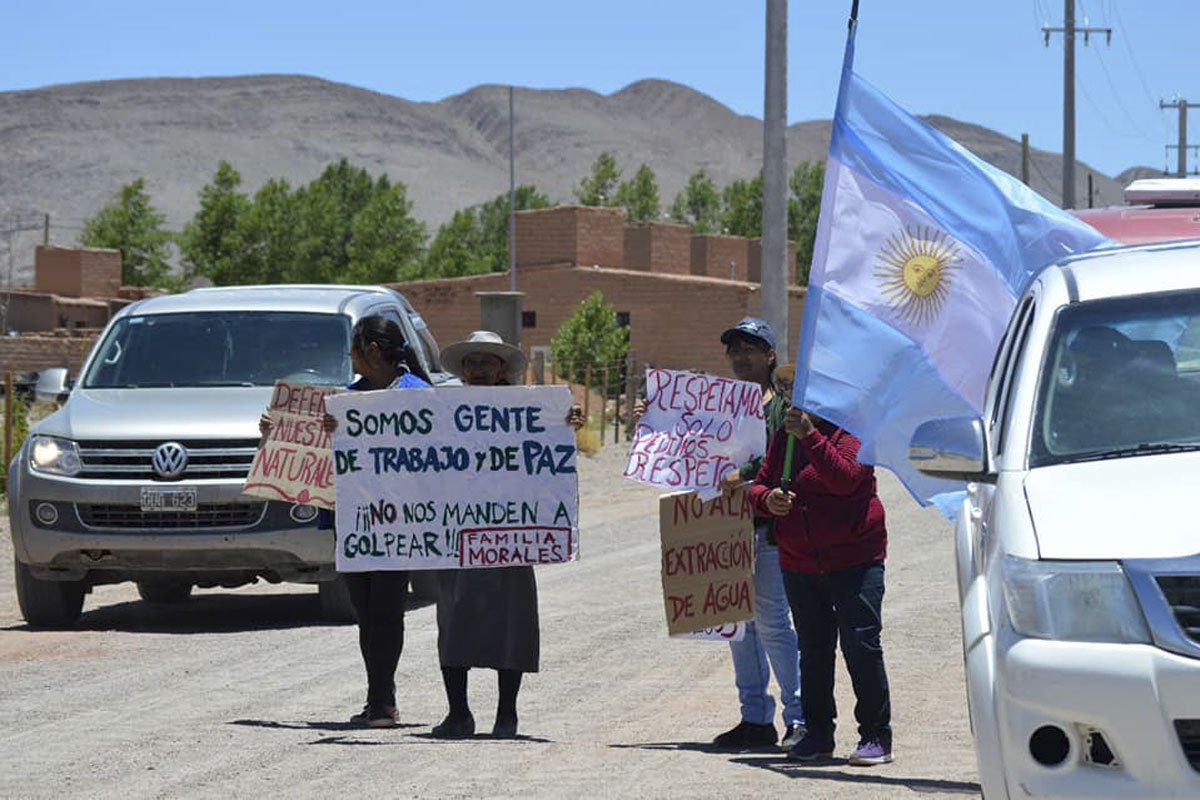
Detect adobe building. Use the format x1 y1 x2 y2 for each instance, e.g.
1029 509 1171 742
393 206 805 376
0 246 131 374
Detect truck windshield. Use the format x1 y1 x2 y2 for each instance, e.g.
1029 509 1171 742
1032 291 1200 466
82 311 352 388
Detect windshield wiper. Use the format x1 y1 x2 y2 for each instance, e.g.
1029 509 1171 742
1065 441 1200 463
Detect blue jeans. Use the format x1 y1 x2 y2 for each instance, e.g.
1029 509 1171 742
728 520 804 726
782 561 891 746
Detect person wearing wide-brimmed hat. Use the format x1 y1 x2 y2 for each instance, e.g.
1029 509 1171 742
431 331 582 740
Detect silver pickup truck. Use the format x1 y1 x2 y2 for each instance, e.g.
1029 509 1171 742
7 284 454 627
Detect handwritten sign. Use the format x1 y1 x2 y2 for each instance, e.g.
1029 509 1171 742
659 488 755 636
242 381 339 509
625 368 765 499
673 622 747 642
326 385 579 572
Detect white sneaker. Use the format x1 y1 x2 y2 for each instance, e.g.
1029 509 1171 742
780 723 807 751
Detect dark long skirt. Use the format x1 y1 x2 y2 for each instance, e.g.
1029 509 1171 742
437 566 539 673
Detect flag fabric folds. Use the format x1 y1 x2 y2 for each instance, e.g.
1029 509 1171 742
793 23 1112 512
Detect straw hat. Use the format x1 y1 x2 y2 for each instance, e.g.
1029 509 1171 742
440 331 528 384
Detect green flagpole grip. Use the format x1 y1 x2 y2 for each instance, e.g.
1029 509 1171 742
779 434 797 493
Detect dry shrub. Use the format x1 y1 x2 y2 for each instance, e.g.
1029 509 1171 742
575 426 602 456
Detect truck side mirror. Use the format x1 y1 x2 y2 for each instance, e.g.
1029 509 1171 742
908 416 991 481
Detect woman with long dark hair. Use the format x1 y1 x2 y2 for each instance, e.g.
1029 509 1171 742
260 314 430 727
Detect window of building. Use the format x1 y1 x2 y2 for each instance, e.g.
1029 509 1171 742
616 311 631 327
521 311 537 328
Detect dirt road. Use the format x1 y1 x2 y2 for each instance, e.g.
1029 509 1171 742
0 446 978 799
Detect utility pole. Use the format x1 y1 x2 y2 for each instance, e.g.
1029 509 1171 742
761 0 788 361
508 86 517 291
1160 99 1199 177
1043 1 1111 208
1021 133 1031 186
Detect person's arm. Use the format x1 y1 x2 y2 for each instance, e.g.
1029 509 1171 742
788 410 871 495
746 430 783 513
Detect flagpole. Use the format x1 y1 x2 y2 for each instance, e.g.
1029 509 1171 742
783 0 859 493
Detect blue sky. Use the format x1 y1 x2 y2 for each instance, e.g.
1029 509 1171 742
5 1 1194 179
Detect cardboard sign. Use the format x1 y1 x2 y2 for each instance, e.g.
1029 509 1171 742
659 488 755 636
326 385 579 572
625 368 765 499
242 381 339 509
673 622 747 642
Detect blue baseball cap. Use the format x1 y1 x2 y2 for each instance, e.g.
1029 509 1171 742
720 316 777 350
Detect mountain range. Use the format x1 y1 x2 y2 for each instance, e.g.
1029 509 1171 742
0 74 1150 284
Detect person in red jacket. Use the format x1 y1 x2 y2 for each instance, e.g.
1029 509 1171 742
747 405 893 767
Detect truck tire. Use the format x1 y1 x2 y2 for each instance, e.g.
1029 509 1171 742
14 559 85 628
318 576 357 624
136 581 193 604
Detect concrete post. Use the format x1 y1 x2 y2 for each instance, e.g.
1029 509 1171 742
476 291 525 347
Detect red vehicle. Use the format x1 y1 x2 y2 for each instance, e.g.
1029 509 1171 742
1073 178 1200 244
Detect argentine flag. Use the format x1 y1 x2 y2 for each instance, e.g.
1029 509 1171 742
794 20 1111 513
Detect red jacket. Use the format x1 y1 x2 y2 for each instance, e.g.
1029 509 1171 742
747 421 886 575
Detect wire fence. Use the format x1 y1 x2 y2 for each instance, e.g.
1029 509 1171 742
524 352 646 447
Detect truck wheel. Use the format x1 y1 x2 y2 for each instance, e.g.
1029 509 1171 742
136 581 193 604
318 576 357 624
14 559 85 628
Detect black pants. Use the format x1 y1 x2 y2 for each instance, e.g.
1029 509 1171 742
343 571 409 707
782 561 891 746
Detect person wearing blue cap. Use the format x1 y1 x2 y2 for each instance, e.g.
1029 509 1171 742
710 316 805 751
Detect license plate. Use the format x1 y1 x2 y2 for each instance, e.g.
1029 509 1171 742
140 487 198 513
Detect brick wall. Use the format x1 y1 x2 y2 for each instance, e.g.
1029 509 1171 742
35 246 122 299
394 267 806 377
514 206 625 269
747 239 799 285
622 222 691 275
690 235 753 281
0 331 101 374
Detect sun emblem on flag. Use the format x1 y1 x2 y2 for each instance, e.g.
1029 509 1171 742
874 225 962 325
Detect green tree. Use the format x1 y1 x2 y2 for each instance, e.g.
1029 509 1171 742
425 184 552 278
550 290 629 386
237 178 300 285
787 160 825 285
615 163 661 222
179 161 250 285
574 152 621 206
345 181 426 283
81 178 174 287
425 208 487 278
668 169 721 232
721 174 763 238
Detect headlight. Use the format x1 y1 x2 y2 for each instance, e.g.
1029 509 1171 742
1001 556 1151 643
28 435 82 476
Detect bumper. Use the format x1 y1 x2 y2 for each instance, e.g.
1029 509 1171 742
992 632 1200 798
9 467 334 582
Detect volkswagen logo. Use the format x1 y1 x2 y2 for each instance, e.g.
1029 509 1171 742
151 442 189 480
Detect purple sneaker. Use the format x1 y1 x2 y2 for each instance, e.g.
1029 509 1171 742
786 732 835 762
848 738 893 766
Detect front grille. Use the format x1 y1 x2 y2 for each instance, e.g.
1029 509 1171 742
1156 575 1200 644
77 502 266 530
1174 719 1200 772
76 439 259 480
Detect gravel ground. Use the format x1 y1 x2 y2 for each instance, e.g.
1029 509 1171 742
0 445 978 799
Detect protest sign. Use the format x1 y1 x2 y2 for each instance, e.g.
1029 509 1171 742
242 381 339 509
326 385 579 572
673 622 747 642
625 368 765 499
659 488 755 636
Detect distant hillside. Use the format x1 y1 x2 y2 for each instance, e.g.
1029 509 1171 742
0 74 1146 284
